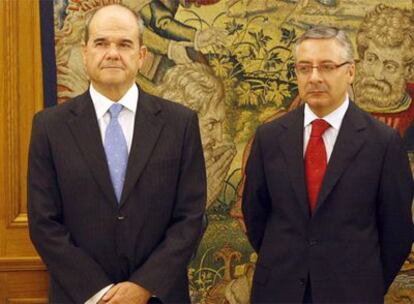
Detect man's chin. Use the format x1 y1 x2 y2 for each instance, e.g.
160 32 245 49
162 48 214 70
99 78 128 87
305 98 330 108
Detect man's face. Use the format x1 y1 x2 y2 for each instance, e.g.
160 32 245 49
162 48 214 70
199 98 226 152
295 38 355 117
354 40 407 108
82 6 146 94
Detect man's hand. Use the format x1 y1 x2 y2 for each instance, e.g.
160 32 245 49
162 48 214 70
194 28 227 50
99 282 151 304
205 143 236 208
167 40 193 64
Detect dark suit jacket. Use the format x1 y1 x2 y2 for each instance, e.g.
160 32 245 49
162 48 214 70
242 102 414 303
27 89 206 303
403 122 414 152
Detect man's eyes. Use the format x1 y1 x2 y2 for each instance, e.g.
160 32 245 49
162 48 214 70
93 41 132 48
296 65 311 72
120 43 132 48
296 64 336 71
319 64 337 71
365 53 378 64
384 63 398 72
94 41 106 47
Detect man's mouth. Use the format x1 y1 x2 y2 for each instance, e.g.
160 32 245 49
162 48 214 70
308 90 326 94
359 77 390 94
102 66 123 69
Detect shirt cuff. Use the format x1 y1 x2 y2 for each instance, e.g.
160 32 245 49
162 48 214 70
85 284 114 304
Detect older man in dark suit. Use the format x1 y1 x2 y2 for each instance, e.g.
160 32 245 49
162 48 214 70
242 26 413 303
27 4 206 303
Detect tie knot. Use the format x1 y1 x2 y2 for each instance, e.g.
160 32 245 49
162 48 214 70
310 119 330 137
109 103 123 118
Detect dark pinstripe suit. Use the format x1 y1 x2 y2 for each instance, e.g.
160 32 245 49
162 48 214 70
28 89 206 303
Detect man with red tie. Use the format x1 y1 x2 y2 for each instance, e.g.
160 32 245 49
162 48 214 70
242 26 413 303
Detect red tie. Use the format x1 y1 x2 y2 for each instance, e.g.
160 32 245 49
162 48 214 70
305 119 330 212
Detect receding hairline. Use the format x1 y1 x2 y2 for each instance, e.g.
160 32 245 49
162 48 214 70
84 4 143 44
294 26 355 62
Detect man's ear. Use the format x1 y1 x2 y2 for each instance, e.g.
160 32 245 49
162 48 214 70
137 45 147 69
348 62 356 84
82 42 87 67
405 62 414 82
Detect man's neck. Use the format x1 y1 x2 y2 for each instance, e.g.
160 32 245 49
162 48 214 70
91 82 134 102
309 102 345 118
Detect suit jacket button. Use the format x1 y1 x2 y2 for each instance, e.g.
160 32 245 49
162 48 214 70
117 215 125 220
299 278 306 286
309 240 318 246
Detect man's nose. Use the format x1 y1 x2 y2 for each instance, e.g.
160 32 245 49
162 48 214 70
373 63 385 80
308 67 323 82
106 44 120 59
216 125 224 143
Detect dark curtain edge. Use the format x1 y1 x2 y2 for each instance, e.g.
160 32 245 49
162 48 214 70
39 0 57 108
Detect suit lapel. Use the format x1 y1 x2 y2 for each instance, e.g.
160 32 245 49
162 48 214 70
67 91 118 206
119 91 164 207
314 102 367 213
279 106 310 218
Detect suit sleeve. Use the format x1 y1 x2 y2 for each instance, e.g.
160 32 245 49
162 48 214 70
27 112 112 302
129 111 206 299
377 130 414 291
140 2 196 43
242 128 272 253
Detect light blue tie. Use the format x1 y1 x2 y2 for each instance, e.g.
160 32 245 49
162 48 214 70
104 103 128 203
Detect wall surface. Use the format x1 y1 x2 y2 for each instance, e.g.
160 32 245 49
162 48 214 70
1 0 413 303
0 0 48 301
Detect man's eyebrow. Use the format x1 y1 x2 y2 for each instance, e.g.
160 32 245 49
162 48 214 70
92 37 134 43
207 118 221 123
92 37 107 43
383 59 399 66
120 38 134 43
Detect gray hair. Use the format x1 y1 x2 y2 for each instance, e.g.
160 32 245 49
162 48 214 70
84 4 144 46
356 4 414 64
294 26 355 62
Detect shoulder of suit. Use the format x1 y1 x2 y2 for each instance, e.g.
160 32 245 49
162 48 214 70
33 91 88 122
350 101 397 138
257 105 303 135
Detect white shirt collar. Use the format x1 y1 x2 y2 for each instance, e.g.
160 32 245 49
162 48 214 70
90 83 139 120
304 95 349 130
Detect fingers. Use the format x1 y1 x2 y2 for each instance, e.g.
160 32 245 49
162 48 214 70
208 146 236 171
176 41 194 47
197 27 228 49
207 149 235 190
213 28 228 46
105 282 151 304
102 284 121 301
168 41 193 64
212 149 234 179
212 144 236 159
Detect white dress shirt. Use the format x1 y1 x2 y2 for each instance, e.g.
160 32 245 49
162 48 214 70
303 96 349 162
85 83 138 304
90 83 139 153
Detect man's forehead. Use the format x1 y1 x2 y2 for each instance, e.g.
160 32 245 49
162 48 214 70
297 38 345 62
365 40 404 62
89 28 138 41
89 6 138 33
205 103 225 120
